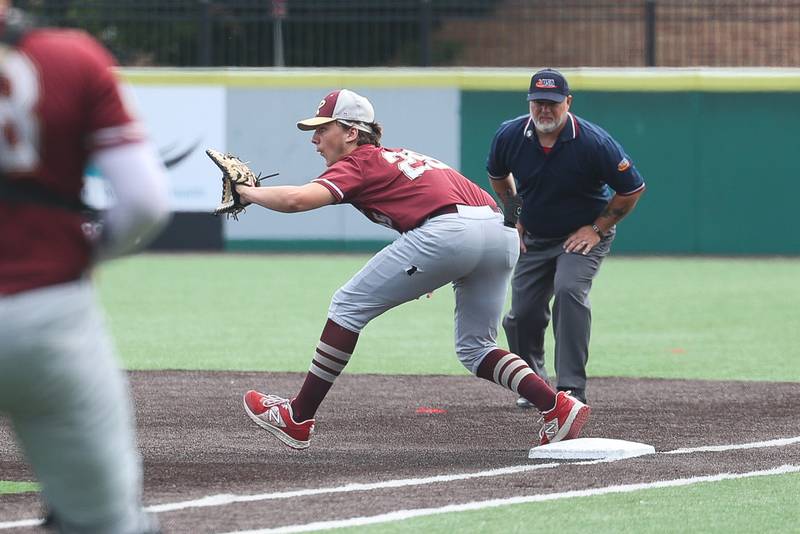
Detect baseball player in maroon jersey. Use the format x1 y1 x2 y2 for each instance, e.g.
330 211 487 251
239 89 590 450
0 3 168 532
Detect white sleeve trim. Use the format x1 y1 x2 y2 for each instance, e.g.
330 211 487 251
617 182 646 196
313 178 344 200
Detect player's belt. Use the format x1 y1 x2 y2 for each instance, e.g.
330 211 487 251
426 204 502 220
0 177 93 215
426 204 460 219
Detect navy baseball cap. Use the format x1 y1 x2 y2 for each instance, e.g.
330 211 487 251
527 69 570 102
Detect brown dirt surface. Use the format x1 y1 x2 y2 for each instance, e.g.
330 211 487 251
1 371 799 533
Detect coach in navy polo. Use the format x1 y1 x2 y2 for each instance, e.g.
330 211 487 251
486 68 645 407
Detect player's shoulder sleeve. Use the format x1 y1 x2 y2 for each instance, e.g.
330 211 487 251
486 115 526 179
68 31 145 151
584 119 645 196
311 154 366 203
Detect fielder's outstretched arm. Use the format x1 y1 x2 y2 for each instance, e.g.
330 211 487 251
237 182 335 213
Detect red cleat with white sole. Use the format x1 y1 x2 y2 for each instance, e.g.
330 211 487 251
243 390 315 450
538 391 591 446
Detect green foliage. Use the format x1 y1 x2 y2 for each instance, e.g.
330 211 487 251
16 1 492 67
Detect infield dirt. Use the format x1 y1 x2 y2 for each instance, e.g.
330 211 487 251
1 372 799 533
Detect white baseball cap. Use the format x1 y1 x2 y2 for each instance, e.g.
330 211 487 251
297 89 375 132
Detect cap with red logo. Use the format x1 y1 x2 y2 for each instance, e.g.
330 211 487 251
527 69 570 103
297 89 375 132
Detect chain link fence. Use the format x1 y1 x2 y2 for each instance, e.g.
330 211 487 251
16 0 800 67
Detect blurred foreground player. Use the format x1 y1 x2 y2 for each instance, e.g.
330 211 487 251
0 3 169 532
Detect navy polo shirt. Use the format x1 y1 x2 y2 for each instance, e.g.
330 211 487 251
487 112 645 238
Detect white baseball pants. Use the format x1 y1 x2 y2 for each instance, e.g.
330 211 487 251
0 279 155 534
329 205 519 373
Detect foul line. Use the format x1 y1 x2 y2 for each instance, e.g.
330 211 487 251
222 465 800 534
0 519 41 530
146 460 576 512
0 435 797 531
663 435 800 455
140 434 800 514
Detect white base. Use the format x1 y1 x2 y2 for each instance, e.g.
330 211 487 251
528 437 655 460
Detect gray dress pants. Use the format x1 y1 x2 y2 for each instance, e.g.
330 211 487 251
502 228 615 398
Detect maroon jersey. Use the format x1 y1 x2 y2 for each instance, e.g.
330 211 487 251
313 145 497 232
0 29 143 294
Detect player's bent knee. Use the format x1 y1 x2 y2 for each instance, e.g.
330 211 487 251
328 290 369 332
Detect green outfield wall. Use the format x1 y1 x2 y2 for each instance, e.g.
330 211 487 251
461 91 800 254
123 68 800 255
462 90 800 255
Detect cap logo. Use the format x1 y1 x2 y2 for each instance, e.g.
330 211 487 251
617 158 631 172
315 98 327 117
535 78 558 89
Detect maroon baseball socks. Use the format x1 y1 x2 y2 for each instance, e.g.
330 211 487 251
292 330 558 421
291 318 358 421
477 348 557 411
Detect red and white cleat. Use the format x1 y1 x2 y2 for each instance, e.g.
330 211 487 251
538 391 591 446
243 390 315 450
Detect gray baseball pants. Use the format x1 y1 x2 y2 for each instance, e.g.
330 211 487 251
0 279 156 534
502 229 615 394
329 205 519 374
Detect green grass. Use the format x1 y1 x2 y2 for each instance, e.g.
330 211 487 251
96 254 800 382
0 480 39 495
331 471 800 533
8 252 799 526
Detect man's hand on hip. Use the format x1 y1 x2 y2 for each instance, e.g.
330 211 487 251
564 225 601 255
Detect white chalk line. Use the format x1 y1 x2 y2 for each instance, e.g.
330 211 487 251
0 461 574 530
221 465 800 534
0 519 41 530
663 435 800 454
147 460 572 512
146 434 800 514
1 434 798 531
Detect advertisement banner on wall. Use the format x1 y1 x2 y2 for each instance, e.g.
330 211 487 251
83 84 226 212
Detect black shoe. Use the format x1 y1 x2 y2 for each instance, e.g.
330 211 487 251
557 387 586 404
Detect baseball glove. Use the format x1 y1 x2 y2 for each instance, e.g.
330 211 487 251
206 148 278 220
